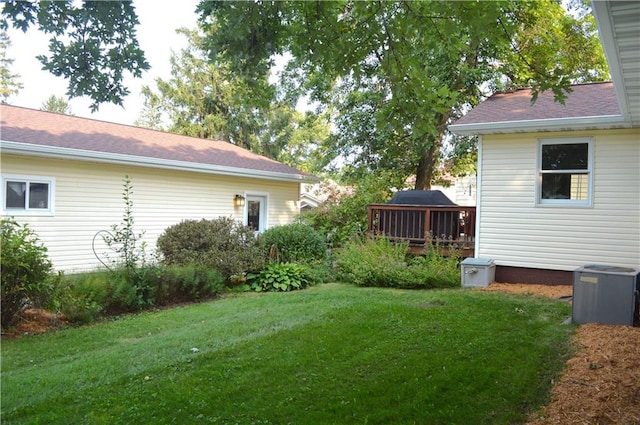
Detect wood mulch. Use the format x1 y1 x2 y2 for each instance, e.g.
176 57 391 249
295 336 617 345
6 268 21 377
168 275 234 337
480 282 640 425
5 284 640 424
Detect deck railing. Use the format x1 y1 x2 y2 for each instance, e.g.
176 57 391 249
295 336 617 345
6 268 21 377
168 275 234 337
367 204 476 254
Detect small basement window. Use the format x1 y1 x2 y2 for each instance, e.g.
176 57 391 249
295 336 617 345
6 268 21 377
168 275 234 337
2 176 55 215
537 138 593 206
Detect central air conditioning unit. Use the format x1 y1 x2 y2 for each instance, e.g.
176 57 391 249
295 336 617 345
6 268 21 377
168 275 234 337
572 264 640 326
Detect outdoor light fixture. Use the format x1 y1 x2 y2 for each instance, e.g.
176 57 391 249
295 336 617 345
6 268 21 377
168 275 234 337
234 194 245 207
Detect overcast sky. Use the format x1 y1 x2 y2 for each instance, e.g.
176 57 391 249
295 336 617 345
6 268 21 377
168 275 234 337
5 0 200 125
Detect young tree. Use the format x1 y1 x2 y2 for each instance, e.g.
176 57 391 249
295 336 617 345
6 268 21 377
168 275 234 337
1 1 149 111
198 0 609 189
0 30 22 103
40 95 73 115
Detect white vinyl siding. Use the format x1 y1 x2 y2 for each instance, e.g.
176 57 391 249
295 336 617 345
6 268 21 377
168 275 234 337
478 129 640 271
0 155 300 273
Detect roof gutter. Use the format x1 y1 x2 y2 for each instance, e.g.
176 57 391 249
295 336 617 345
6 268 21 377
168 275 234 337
0 141 313 183
449 114 629 136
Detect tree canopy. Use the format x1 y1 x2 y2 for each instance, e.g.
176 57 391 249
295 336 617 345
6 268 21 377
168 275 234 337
2 1 609 187
1 1 149 111
197 0 609 188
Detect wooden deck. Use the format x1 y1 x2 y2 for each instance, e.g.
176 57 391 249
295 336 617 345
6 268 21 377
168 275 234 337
367 204 476 257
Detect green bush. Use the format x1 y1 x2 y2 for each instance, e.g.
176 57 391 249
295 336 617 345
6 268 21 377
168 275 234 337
156 217 263 280
155 264 224 305
246 263 312 292
59 271 110 323
0 218 57 328
259 223 327 264
298 172 399 248
335 237 461 289
59 265 225 324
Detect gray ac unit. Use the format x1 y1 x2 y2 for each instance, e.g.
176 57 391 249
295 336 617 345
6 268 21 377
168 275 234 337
572 264 640 326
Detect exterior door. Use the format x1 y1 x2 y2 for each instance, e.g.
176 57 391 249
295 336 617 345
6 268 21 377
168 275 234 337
246 195 267 232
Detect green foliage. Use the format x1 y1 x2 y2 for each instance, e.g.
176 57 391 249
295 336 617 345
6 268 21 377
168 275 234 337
59 265 224 324
246 263 311 292
154 264 224 305
335 237 461 289
1 1 149 111
0 218 57 328
259 223 326 264
299 172 398 248
98 175 155 307
58 271 111 323
0 30 22 102
139 27 331 170
201 1 608 188
40 94 73 115
156 217 264 281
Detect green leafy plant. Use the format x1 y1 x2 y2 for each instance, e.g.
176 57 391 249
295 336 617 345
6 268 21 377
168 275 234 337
246 263 311 292
154 264 224 305
259 223 327 264
299 172 399 249
0 218 57 328
156 217 263 281
335 237 461 289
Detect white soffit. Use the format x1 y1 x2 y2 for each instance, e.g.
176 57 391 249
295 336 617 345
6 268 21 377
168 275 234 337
592 1 640 127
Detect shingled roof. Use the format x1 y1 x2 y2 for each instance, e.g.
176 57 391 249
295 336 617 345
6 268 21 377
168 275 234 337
0 105 310 182
449 82 630 135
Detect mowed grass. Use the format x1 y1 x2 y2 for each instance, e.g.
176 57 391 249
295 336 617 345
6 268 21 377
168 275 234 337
1 283 574 424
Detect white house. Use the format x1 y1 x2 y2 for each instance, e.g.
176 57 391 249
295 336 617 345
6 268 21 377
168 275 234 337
448 1 640 284
0 105 311 273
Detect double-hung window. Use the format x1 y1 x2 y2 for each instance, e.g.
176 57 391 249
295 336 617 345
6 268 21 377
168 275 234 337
2 175 55 215
537 138 593 206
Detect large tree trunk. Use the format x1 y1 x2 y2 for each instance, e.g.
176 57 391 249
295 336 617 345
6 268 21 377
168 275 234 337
414 131 445 190
414 113 449 190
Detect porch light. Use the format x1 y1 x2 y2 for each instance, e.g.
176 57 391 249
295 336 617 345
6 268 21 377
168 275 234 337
234 194 245 207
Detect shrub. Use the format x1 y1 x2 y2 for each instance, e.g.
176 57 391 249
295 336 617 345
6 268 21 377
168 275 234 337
334 237 409 287
156 217 264 281
298 172 399 248
59 265 225 324
246 263 312 292
334 237 461 289
59 271 110 323
0 218 57 328
259 223 327 264
155 264 224 305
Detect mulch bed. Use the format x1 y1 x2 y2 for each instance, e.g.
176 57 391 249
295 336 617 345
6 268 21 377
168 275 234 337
478 282 640 425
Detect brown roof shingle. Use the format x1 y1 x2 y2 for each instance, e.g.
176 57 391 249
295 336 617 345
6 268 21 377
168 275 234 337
454 82 620 126
0 105 309 180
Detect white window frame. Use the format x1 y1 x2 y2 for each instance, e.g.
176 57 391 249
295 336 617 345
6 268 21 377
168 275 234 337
243 192 269 233
2 175 55 216
536 137 593 207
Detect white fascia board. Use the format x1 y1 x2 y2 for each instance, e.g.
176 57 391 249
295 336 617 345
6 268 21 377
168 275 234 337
448 114 628 136
591 1 630 122
0 141 312 183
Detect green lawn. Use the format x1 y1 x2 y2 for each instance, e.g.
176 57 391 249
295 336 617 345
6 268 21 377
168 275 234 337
1 283 574 424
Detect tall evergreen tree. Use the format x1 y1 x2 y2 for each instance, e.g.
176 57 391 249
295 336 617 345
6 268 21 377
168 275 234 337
0 31 22 103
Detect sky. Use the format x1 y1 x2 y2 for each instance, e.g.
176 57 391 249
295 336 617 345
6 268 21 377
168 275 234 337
5 0 200 125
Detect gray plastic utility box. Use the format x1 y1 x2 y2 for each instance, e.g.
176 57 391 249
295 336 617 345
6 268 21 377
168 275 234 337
461 258 495 288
